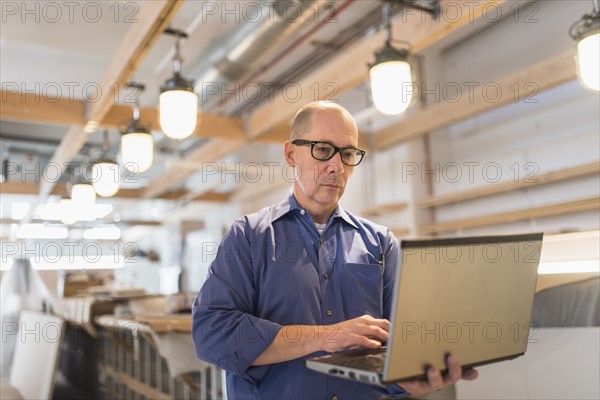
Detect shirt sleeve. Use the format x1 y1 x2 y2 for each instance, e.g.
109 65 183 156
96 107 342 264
191 217 282 384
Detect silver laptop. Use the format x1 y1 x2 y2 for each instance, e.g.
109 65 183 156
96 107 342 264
306 233 544 386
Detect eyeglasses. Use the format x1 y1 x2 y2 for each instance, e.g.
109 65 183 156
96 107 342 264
292 139 366 166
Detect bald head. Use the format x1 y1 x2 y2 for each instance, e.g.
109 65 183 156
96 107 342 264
290 101 357 141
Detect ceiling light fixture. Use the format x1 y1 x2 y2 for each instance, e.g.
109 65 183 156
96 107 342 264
59 195 77 226
369 0 440 115
159 27 198 140
570 0 600 92
71 171 96 208
121 82 154 173
71 168 96 209
92 130 120 197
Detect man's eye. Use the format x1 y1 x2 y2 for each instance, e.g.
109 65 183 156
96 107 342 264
342 151 355 160
315 146 331 154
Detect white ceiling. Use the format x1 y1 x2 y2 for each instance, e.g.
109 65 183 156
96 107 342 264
3 0 583 233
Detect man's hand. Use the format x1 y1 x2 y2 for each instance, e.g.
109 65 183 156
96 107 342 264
322 315 389 353
399 354 479 397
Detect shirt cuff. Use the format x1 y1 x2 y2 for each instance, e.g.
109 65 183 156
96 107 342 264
373 383 411 399
223 313 282 382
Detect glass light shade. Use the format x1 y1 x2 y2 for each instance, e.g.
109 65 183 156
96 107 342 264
370 60 413 115
92 161 120 197
71 183 96 207
59 198 77 225
576 31 600 92
159 90 198 139
121 132 154 172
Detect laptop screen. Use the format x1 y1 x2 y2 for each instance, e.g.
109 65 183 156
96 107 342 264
384 233 543 382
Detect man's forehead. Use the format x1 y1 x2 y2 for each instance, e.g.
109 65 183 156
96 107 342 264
310 108 356 131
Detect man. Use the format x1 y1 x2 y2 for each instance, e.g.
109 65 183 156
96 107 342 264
192 102 478 399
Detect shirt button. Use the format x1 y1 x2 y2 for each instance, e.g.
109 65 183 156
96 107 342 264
300 209 305 215
326 309 333 316
332 396 338 400
323 272 329 280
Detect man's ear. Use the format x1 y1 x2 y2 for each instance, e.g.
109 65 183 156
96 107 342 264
284 141 295 166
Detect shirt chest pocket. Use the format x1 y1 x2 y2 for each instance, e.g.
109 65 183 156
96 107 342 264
339 263 384 318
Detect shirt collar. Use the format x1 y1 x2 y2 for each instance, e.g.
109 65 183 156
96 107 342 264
271 190 359 230
270 190 301 222
333 204 359 229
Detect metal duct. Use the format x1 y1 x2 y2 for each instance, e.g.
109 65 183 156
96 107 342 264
194 0 334 112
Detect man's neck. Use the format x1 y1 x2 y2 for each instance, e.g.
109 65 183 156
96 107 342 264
291 192 336 224
307 207 335 224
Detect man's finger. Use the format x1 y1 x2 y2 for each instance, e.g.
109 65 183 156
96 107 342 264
361 325 389 341
445 354 462 383
369 318 390 331
352 334 382 349
360 315 390 330
462 368 479 380
427 367 444 391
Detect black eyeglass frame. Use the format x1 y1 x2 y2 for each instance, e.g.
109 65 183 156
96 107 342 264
291 139 366 166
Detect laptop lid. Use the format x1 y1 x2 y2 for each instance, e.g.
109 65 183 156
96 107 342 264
383 233 543 383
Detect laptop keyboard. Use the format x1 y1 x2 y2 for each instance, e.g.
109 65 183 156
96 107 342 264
327 349 386 372
342 353 385 371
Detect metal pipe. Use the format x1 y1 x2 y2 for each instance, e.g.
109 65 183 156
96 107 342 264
384 2 392 44
195 0 324 111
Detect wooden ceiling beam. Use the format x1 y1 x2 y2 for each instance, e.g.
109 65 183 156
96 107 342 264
0 218 162 227
246 0 510 140
115 1 513 198
374 49 577 149
0 92 246 140
86 1 184 123
141 138 246 198
1 91 250 142
0 182 231 202
101 105 246 141
37 1 184 202
0 91 87 126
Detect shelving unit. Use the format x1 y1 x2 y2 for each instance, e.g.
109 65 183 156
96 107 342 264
361 202 408 217
411 162 599 235
419 197 599 235
417 162 599 209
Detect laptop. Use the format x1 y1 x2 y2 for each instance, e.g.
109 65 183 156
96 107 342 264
306 233 544 386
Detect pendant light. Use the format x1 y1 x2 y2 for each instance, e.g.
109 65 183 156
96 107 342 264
71 173 96 208
92 131 120 197
120 83 154 173
369 3 414 116
570 0 600 92
159 28 198 140
59 194 77 226
369 1 440 115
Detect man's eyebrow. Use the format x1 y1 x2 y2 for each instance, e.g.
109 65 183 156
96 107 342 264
313 139 358 149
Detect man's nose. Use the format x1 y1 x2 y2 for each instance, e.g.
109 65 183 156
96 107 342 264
325 152 345 175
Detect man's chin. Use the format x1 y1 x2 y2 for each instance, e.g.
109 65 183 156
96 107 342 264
317 187 344 203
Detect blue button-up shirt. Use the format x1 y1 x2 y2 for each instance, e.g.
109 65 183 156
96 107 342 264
192 193 408 399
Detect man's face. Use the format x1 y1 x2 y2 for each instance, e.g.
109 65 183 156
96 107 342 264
285 108 359 213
